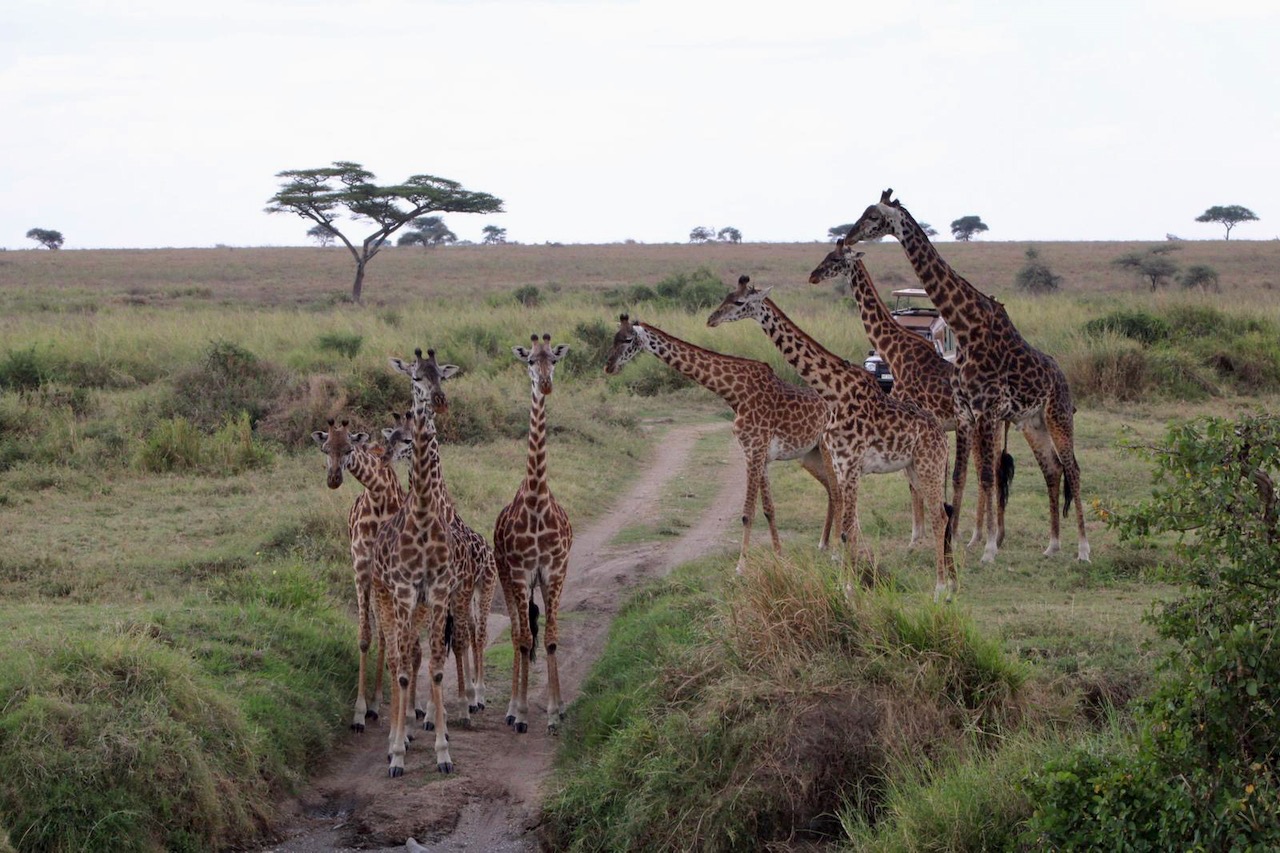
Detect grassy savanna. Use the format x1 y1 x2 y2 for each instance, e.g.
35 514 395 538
1 240 1278 850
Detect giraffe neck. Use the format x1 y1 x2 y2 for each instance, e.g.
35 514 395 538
406 410 449 531
755 299 874 403
848 259 940 373
524 387 551 497
344 447 404 517
893 207 990 340
638 324 754 407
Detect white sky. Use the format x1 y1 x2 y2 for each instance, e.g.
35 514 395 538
2 0 1277 249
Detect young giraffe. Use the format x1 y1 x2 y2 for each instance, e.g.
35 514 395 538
805 250 988 545
372 348 470 777
494 334 574 734
604 314 839 571
841 190 1090 563
312 415 413 733
706 284 957 600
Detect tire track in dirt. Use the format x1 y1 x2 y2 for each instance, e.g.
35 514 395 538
261 419 742 852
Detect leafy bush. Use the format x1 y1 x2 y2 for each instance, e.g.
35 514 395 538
1082 310 1170 346
1025 414 1280 850
1014 247 1062 294
135 413 272 475
557 319 615 378
1179 263 1221 293
651 268 729 313
167 340 289 430
513 284 542 307
315 331 363 359
0 346 44 391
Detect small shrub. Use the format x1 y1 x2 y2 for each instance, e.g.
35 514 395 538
1179 263 1221 293
135 417 205 473
1014 246 1062 294
513 284 542 307
205 412 274 474
0 346 44 391
343 364 410 421
1082 310 1169 345
167 340 289 430
316 331 363 359
557 319 615 378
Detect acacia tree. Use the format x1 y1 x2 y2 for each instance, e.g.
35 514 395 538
26 228 64 250
689 226 715 243
306 223 336 247
717 226 742 243
398 216 457 247
1195 205 1258 240
265 161 503 302
1112 245 1181 291
950 216 988 241
481 224 507 244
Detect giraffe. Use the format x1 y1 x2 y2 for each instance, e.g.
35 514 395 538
706 283 957 600
840 190 1090 563
312 414 413 733
494 334 574 734
805 250 987 546
604 314 839 571
372 348 471 777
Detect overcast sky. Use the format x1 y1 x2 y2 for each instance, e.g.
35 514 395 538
2 0 1276 249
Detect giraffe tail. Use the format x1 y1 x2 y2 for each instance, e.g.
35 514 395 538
944 503 955 553
998 451 1015 513
444 612 455 655
1063 469 1074 519
528 601 541 663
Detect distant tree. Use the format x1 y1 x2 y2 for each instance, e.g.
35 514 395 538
1014 246 1062 294
1112 245 1181 291
1180 264 1221 293
919 222 939 238
950 216 989 241
827 224 855 241
717 226 742 244
265 161 502 303
398 216 457 248
1195 205 1258 240
25 228 63 250
306 223 337 247
689 226 715 243
481 224 507 245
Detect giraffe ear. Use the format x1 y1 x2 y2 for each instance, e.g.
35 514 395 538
381 427 396 442
439 364 461 381
550 344 569 360
350 432 371 446
513 346 532 360
836 237 845 250
311 430 327 447
756 285 773 299
389 357 410 376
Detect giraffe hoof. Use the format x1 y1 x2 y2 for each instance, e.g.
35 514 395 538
476 701 486 711
515 722 528 734
365 709 379 721
437 762 454 774
389 766 404 779
506 715 516 726
468 704 479 714
350 722 365 734
423 720 435 732
415 709 426 720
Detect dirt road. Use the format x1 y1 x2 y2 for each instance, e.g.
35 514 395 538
261 420 741 852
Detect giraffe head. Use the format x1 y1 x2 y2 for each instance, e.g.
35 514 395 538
381 410 415 462
311 418 371 489
843 188 908 245
604 314 645 374
389 347 459 421
705 275 772 328
806 240 866 285
514 333 568 396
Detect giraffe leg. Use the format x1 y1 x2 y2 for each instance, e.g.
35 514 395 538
973 416 1001 563
798 445 838 550
474 557 496 711
452 594 476 726
540 562 568 732
426 597 454 773
353 571 372 732
410 636 425 724
905 476 925 548
950 422 971 548
1020 419 1064 556
737 454 764 574
837 468 871 586
1045 397 1091 562
758 466 783 556
966 429 986 549
385 600 412 778
369 624 385 723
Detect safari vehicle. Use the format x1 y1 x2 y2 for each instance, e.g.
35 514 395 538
863 288 957 392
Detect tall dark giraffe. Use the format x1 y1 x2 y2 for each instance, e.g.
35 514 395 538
841 190 1089 563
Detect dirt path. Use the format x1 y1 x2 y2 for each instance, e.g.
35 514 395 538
261 420 741 852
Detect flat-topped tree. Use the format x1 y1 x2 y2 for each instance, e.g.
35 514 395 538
265 161 503 303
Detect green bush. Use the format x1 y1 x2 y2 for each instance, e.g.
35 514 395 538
135 413 272 475
557 318 615 378
1082 310 1170 345
513 284 542 307
1025 414 1280 850
1014 246 1062 294
0 346 44 391
315 331 363 359
167 340 289 430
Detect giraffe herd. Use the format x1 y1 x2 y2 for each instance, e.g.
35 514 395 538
312 189 1089 778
